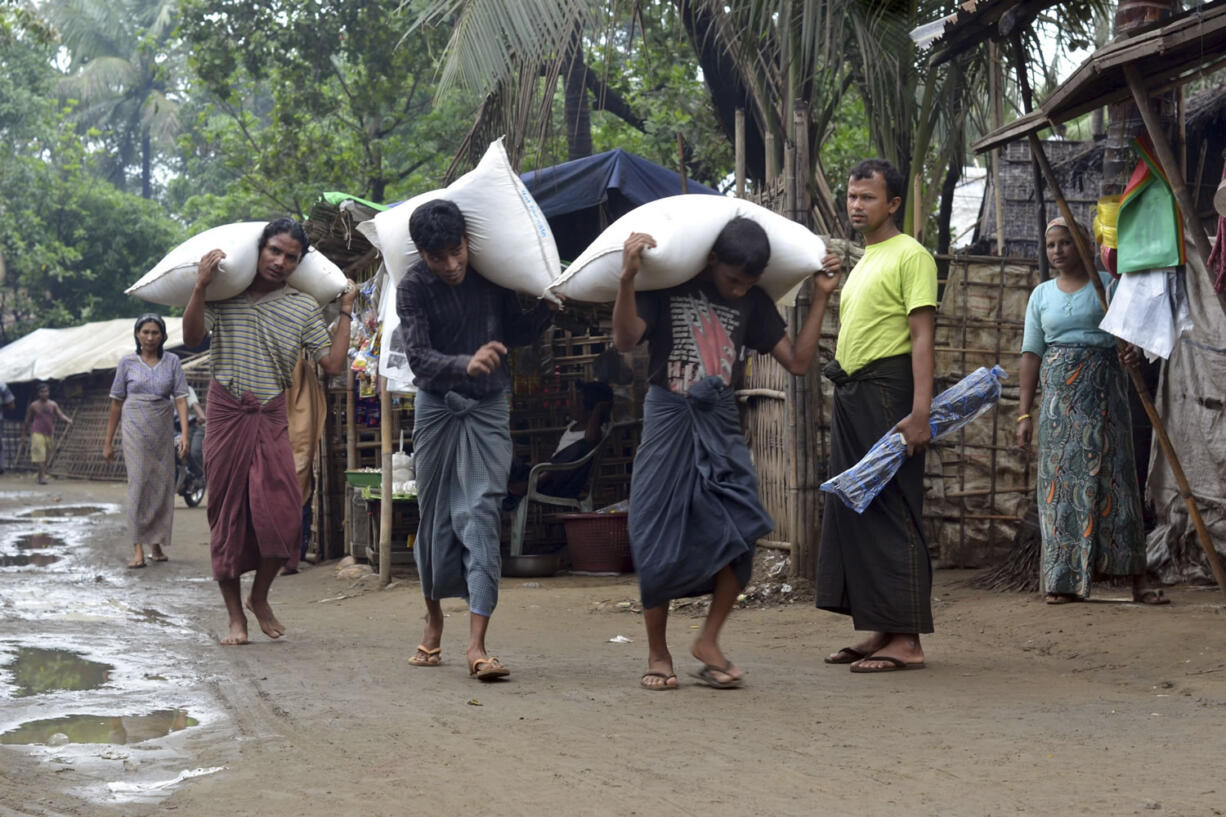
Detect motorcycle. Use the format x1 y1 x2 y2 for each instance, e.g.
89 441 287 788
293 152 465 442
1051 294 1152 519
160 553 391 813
173 426 206 507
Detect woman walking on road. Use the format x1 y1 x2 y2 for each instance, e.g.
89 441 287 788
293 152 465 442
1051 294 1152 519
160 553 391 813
103 314 190 568
1015 217 1167 606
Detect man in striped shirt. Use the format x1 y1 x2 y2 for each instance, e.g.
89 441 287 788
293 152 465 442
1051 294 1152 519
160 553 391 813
183 218 356 646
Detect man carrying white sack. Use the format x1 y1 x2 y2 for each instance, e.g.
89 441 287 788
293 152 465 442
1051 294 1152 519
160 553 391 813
396 199 557 682
183 218 357 646
613 217 843 691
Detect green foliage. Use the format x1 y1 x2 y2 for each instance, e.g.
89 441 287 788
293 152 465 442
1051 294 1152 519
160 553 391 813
581 4 733 190
0 108 183 340
176 0 479 224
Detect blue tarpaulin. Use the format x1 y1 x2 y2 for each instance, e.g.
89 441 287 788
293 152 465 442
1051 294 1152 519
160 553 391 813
520 149 722 261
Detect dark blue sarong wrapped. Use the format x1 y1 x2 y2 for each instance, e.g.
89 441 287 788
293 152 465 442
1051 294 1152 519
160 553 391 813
629 376 773 609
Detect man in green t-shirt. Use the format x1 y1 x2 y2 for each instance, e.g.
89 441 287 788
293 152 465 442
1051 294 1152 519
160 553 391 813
816 158 937 673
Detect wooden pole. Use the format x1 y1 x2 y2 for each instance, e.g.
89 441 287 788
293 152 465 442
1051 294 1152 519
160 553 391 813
344 373 356 556
1010 34 1048 279
1123 63 1226 319
989 43 1007 257
735 109 746 198
379 376 392 586
1026 132 1226 596
677 133 688 194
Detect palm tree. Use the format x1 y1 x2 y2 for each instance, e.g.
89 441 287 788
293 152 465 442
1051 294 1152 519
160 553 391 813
47 0 181 199
410 1 986 239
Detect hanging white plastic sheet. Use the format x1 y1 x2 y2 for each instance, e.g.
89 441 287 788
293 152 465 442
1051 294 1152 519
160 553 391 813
1099 268 1193 360
376 269 416 393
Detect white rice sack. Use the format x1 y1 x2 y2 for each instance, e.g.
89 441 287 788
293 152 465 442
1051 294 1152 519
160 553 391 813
356 137 559 299
546 195 828 305
126 222 264 306
287 249 349 304
128 222 349 306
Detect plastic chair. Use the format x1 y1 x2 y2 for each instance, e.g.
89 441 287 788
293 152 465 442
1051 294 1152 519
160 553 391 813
508 424 613 556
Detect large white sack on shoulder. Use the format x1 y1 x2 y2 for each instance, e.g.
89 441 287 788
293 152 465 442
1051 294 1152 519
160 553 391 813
287 248 349 304
126 222 264 306
359 137 560 299
547 195 827 304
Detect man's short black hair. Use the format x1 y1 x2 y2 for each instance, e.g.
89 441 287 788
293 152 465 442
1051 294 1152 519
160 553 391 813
580 381 614 412
849 158 905 201
711 216 771 277
409 199 467 254
259 217 310 256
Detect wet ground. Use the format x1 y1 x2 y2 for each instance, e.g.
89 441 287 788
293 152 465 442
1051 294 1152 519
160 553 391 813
3 474 1225 817
0 478 222 808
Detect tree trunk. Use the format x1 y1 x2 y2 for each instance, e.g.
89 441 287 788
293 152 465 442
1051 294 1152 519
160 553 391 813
141 132 152 199
562 26 592 161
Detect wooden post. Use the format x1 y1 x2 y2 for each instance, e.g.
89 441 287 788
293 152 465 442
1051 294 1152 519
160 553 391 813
989 43 1007 257
1122 63 1226 319
735 109 746 198
344 373 356 556
1010 34 1049 279
1026 132 1226 596
765 132 777 190
379 376 392 586
677 133 688 194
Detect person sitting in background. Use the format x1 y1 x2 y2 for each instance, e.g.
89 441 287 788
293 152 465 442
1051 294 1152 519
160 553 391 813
504 381 613 509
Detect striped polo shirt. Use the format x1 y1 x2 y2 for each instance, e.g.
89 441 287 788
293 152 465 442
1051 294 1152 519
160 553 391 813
205 287 332 404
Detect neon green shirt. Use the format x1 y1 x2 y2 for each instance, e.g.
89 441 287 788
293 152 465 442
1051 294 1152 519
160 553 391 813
834 233 938 376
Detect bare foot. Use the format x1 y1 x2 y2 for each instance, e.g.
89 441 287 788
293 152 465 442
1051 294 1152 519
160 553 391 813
690 641 743 685
244 596 285 639
220 618 249 646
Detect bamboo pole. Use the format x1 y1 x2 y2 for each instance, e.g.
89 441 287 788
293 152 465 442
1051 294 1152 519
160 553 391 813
989 43 1007 257
1026 131 1226 596
677 133 688 194
344 374 356 556
1010 34 1048 279
1123 63 1226 319
379 376 392 586
735 109 746 198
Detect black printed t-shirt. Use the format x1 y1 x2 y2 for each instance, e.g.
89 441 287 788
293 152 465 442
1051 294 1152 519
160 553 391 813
635 277 787 395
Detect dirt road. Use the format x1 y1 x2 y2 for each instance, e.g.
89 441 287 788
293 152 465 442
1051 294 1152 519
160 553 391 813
1 476 1224 816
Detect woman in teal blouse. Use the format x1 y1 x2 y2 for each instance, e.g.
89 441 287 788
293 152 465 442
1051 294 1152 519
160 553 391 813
1015 217 1168 605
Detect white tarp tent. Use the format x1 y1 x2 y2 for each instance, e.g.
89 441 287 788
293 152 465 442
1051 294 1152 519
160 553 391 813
0 317 185 384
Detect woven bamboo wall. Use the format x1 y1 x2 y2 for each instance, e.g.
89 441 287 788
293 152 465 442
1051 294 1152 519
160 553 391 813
927 255 1043 567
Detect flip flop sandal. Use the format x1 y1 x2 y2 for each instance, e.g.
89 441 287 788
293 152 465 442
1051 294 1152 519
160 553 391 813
127 560 147 569
690 663 744 689
824 646 867 664
408 645 442 667
640 671 678 691
1133 589 1170 605
468 656 510 681
849 655 926 673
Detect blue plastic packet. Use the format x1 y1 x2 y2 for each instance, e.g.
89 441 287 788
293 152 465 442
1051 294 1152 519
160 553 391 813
820 365 1007 513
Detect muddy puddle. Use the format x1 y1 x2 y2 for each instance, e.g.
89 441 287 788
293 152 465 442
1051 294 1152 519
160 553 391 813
17 505 107 519
0 553 60 567
0 709 197 746
3 646 113 697
16 533 64 549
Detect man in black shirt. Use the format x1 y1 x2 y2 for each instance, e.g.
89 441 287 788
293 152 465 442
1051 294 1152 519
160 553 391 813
396 199 555 681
